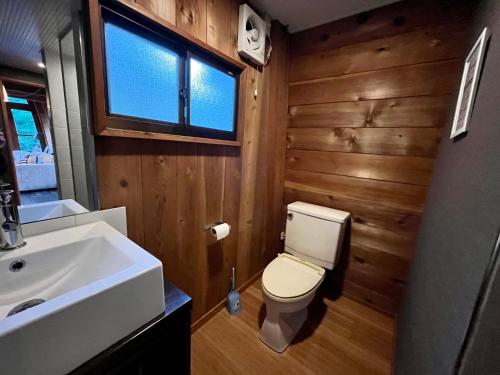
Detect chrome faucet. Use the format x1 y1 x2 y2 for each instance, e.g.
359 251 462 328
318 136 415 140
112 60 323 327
0 184 25 250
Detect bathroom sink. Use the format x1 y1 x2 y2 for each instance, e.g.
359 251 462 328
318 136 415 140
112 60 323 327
18 199 89 224
0 221 165 375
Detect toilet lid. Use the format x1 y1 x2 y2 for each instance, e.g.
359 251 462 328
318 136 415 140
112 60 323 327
262 253 325 299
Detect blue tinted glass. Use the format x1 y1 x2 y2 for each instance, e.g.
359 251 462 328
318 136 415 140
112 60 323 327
189 57 236 132
11 109 41 152
104 20 179 123
7 97 28 104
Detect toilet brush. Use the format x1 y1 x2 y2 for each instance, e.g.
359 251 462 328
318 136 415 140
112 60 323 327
227 267 241 315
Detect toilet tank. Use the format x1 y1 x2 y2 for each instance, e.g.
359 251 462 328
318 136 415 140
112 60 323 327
285 202 350 270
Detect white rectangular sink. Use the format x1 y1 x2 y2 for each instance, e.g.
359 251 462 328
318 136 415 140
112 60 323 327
0 221 165 374
18 199 90 224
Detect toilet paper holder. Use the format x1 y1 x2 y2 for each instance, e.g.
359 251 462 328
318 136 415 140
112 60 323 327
205 221 231 241
205 221 232 231
205 221 225 230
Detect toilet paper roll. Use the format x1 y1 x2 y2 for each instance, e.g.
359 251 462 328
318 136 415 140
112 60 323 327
210 223 231 240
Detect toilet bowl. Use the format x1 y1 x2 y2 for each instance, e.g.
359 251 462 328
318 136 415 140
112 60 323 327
259 202 349 352
259 253 325 352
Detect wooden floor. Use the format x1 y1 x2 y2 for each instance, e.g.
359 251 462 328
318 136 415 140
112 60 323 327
192 280 394 375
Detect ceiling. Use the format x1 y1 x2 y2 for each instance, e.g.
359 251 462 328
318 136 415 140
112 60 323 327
0 0 74 74
250 0 401 33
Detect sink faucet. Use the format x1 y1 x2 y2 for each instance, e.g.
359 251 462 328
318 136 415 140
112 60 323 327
0 184 25 250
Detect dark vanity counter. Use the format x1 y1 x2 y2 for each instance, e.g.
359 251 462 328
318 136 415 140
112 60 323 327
71 280 192 375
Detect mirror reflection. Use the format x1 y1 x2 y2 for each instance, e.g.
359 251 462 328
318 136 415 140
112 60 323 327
0 0 98 224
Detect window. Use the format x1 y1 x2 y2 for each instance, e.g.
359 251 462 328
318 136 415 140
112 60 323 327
99 6 242 142
5 97 46 152
7 97 28 104
189 57 237 132
10 109 42 152
104 19 181 124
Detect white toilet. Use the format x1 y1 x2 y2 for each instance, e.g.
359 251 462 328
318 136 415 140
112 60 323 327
260 201 350 352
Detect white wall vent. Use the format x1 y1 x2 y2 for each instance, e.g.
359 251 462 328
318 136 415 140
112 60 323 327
237 4 267 65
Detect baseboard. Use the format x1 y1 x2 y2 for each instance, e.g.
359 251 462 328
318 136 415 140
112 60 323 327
191 270 263 333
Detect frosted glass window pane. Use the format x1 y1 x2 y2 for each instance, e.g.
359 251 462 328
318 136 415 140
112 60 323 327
104 20 180 123
189 57 236 132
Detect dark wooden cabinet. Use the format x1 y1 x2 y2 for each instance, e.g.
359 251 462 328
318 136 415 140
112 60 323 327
71 280 192 375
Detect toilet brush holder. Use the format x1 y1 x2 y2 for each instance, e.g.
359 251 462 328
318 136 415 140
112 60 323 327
227 267 240 315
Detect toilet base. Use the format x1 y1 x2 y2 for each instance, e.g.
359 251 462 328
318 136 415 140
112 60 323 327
259 286 318 353
259 307 308 352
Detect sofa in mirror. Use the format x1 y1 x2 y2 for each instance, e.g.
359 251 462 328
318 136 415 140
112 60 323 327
0 0 99 224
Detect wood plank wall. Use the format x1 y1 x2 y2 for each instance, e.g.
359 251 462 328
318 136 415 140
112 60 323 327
286 0 474 315
95 0 289 323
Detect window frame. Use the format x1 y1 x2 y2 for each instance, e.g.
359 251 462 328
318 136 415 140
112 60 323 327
88 0 245 146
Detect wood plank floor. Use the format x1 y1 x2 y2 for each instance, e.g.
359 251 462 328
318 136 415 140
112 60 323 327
192 280 395 375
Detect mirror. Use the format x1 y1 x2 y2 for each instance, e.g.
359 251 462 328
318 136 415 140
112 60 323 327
0 0 99 224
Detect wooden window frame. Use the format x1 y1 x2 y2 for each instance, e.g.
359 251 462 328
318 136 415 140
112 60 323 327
87 0 246 146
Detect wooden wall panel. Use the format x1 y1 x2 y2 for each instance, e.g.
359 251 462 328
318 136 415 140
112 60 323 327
219 146 240 299
264 25 289 257
134 0 176 24
350 244 410 281
285 171 427 214
199 145 226 310
236 67 266 283
290 21 469 82
286 150 434 185
237 22 289 283
289 96 453 128
176 0 207 41
290 0 472 57
286 0 472 315
94 1 289 324
289 59 461 105
206 0 232 54
140 140 178 266
350 223 416 259
96 137 145 246
287 127 442 157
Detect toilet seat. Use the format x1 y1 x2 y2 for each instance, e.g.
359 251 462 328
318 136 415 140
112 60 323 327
262 253 325 301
